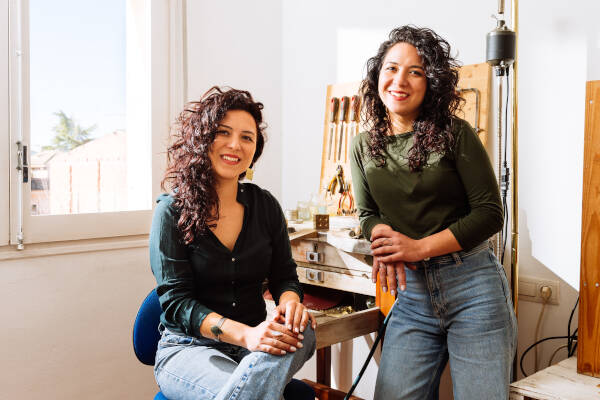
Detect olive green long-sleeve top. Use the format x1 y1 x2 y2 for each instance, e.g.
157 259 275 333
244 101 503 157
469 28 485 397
350 118 503 251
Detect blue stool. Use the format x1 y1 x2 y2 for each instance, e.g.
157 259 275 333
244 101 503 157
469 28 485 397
132 289 315 400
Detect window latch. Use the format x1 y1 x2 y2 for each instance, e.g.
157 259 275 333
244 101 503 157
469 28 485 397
16 141 29 183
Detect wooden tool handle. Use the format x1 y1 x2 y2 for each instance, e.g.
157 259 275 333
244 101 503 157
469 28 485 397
329 97 340 123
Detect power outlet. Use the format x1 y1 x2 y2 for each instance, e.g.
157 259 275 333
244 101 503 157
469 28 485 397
518 276 559 305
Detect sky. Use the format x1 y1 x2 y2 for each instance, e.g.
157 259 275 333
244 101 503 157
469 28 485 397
29 0 126 151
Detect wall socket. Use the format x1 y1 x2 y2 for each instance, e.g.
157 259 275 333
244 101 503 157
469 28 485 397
518 275 560 305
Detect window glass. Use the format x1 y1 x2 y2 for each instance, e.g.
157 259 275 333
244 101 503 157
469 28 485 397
29 0 149 215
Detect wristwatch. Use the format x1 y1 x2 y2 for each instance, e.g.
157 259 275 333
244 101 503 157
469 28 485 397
210 317 227 341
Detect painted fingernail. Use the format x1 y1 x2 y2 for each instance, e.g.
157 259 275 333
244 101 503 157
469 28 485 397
400 284 406 291
297 342 303 348
281 350 287 355
390 290 396 296
290 346 297 352
372 278 376 283
288 325 293 330
382 286 387 293
294 327 299 333
300 326 305 333
298 333 304 340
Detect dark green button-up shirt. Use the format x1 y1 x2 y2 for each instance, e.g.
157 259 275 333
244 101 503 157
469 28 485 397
149 183 303 338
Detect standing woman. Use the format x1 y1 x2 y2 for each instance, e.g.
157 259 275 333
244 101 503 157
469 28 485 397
150 87 316 400
350 26 517 399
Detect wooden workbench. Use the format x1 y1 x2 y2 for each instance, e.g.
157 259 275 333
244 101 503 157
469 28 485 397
509 357 600 399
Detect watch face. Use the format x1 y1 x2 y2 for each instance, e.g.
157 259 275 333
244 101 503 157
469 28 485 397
211 325 223 337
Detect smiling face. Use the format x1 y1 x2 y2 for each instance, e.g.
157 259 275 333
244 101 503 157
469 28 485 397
377 42 427 132
208 109 258 183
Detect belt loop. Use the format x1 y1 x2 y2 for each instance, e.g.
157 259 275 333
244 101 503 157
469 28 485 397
451 252 462 265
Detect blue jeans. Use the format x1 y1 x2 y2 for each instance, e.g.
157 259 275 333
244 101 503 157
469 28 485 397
154 325 316 400
374 242 517 400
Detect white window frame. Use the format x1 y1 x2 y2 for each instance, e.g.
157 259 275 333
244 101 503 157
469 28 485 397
1 0 9 246
5 0 185 246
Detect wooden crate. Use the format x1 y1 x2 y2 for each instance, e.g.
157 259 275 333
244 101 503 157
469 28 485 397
578 80 600 377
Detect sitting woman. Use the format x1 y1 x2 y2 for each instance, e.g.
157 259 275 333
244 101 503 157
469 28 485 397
150 87 316 400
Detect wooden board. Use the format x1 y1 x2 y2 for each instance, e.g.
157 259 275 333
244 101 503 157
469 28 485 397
510 357 600 400
578 80 600 377
456 63 492 147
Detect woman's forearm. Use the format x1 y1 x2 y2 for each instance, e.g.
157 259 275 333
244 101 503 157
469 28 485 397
418 228 462 259
199 312 250 347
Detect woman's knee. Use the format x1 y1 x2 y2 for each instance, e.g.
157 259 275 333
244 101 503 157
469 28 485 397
299 325 316 358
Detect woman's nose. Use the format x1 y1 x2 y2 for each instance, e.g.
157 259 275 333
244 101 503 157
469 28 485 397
393 69 409 86
226 134 242 150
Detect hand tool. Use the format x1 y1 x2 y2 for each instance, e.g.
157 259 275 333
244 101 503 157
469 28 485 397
327 98 340 160
337 96 349 162
346 95 361 162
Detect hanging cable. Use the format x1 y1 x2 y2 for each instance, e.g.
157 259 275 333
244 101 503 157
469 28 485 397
567 296 579 357
500 69 510 264
520 336 572 377
343 298 397 400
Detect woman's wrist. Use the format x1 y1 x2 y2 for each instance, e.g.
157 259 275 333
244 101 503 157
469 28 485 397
279 291 300 306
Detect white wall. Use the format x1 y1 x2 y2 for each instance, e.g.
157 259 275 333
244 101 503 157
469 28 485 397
185 0 283 199
0 246 157 399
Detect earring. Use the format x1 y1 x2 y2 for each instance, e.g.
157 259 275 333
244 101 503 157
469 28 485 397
245 166 254 181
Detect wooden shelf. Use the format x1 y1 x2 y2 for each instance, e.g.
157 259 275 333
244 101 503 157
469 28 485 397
510 357 600 400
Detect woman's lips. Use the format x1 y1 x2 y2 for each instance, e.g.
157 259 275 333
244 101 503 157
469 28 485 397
389 90 409 101
221 154 241 165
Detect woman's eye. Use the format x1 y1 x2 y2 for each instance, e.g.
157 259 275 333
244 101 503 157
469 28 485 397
243 135 254 142
216 130 229 136
410 70 423 76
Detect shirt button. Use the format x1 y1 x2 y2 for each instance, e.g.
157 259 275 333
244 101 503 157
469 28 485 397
232 257 236 262
232 302 236 307
231 280 235 285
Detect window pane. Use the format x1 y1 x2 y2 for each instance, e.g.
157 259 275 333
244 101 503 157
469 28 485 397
29 0 150 215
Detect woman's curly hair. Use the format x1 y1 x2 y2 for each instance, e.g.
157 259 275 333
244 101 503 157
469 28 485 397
162 86 266 244
359 25 464 171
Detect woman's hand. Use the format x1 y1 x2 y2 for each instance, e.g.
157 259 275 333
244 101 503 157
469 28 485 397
371 227 425 263
370 224 420 295
272 300 316 334
373 256 416 295
243 320 304 355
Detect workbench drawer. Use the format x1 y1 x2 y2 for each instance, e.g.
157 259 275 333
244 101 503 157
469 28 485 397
297 262 375 296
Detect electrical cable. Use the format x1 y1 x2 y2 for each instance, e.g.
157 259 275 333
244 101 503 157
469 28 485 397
533 300 548 372
569 328 578 357
500 69 510 265
343 298 397 400
548 345 568 367
520 336 572 377
567 296 579 356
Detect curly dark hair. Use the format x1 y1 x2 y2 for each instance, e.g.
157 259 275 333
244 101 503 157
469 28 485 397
162 86 266 244
359 25 463 171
